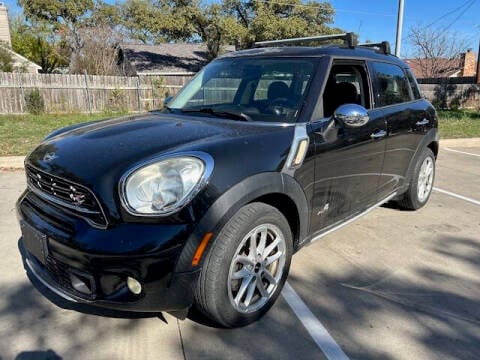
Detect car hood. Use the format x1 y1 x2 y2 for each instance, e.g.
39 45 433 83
27 112 255 184
26 112 298 221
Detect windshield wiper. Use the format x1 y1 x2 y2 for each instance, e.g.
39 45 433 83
181 107 252 122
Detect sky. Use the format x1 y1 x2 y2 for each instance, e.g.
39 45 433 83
330 0 480 56
3 0 480 57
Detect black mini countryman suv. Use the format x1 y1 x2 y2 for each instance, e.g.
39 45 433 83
17 33 438 328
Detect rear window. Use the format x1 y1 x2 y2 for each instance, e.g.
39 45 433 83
371 62 412 107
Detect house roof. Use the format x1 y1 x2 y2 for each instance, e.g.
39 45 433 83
0 44 41 73
404 58 463 79
120 43 235 75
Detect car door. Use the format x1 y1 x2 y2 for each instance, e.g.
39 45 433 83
368 62 427 197
309 60 387 233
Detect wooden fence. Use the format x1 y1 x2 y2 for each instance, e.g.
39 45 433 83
0 72 194 114
2 72 478 113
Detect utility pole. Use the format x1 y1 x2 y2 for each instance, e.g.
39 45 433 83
476 40 480 84
395 0 405 57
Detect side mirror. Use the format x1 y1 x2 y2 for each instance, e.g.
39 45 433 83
333 104 369 128
163 96 173 107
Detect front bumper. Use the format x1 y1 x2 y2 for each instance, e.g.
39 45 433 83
17 190 200 315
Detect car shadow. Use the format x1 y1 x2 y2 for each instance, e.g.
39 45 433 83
15 349 62 360
282 234 480 360
2 234 479 360
0 274 170 359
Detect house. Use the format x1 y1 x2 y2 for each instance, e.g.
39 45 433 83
404 49 477 79
117 43 235 76
0 3 41 73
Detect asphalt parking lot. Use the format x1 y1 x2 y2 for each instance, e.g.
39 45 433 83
0 143 479 360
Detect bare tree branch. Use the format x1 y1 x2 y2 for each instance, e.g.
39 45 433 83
408 25 469 78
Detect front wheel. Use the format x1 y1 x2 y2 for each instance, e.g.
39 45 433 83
193 202 293 328
396 147 436 210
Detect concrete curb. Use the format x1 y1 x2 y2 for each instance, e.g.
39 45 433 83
439 138 480 147
1 138 479 171
0 156 25 170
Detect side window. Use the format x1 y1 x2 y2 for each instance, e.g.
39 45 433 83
322 63 370 118
371 62 412 107
405 69 422 100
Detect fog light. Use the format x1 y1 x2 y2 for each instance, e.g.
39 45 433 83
127 277 142 295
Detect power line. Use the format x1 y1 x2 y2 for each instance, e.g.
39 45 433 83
424 0 476 28
217 1 479 26
441 0 477 33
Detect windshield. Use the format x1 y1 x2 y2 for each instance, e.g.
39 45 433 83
167 57 316 123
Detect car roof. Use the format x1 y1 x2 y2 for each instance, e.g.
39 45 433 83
220 45 408 68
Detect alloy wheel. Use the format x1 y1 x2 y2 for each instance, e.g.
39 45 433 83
417 156 434 202
227 224 286 313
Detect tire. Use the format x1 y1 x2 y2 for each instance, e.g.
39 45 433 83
396 147 436 210
193 202 293 328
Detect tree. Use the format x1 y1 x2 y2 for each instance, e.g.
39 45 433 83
18 0 122 74
120 0 342 59
182 2 246 59
18 0 96 53
69 24 122 75
10 17 69 73
121 0 192 44
408 25 469 78
224 0 341 48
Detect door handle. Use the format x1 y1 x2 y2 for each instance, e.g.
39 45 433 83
370 129 387 139
416 118 429 126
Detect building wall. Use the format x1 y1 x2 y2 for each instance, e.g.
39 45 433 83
0 3 11 46
0 3 41 73
462 50 477 77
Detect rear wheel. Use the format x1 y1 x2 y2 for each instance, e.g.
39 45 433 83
193 202 292 328
396 147 435 210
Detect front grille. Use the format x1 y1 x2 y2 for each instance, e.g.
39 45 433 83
26 165 107 228
45 255 96 300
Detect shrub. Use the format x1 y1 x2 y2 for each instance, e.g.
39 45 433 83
108 88 127 112
25 88 45 114
0 46 14 72
152 77 170 108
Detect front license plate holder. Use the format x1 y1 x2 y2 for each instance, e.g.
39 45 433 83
20 221 49 265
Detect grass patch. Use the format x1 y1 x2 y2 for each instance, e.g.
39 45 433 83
0 113 126 156
438 110 480 139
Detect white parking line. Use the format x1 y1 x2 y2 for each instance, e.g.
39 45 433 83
433 187 480 206
444 147 480 157
282 281 350 360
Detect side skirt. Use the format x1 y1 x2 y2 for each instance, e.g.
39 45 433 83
303 192 398 246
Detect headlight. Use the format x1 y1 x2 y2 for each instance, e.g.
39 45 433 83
120 153 213 215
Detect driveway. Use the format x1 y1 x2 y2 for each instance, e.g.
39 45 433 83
0 144 479 360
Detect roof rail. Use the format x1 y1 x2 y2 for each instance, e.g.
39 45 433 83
357 41 391 55
254 32 356 48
